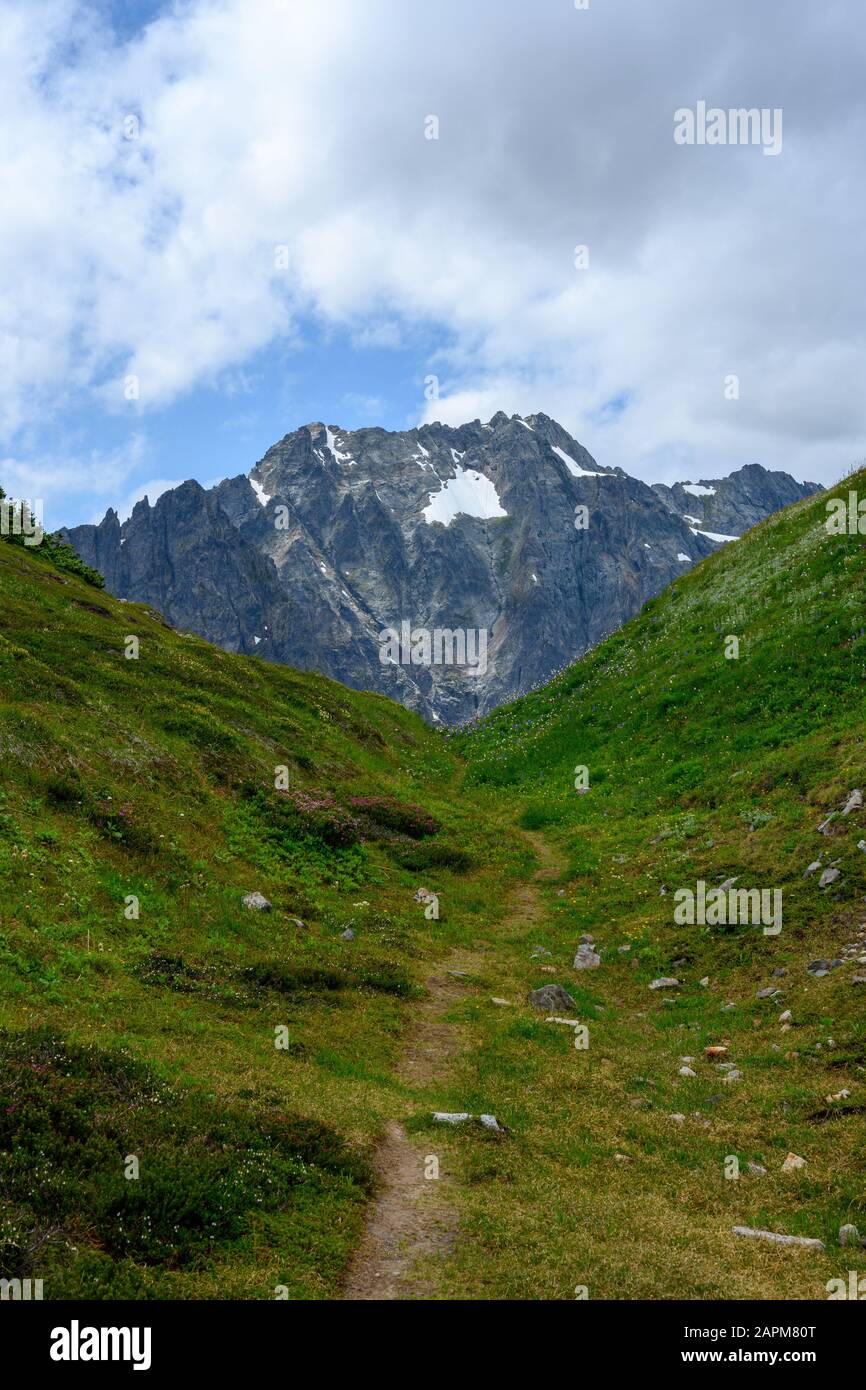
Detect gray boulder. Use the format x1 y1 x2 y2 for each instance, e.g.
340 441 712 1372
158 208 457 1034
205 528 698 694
529 983 577 1012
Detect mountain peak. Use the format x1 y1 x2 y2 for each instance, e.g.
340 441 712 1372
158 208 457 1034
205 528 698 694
61 414 821 725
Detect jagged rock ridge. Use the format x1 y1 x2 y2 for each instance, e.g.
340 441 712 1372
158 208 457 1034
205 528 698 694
651 464 819 539
61 413 820 724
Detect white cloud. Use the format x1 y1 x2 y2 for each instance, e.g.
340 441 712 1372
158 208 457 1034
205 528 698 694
1 434 147 530
0 0 864 493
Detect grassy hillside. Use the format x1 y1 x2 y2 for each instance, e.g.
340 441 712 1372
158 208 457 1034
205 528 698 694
0 531 525 1299
446 468 866 1298
2 468 864 1303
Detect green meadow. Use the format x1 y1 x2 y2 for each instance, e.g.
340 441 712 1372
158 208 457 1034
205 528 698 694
1 471 864 1299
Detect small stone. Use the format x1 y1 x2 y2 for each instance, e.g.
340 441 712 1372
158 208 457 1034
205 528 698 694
288 917 306 929
858 840 866 853
781 1152 807 1172
649 977 680 990
779 1009 792 1023
721 1002 736 1012
613 1153 632 1163
669 1113 686 1125
803 860 822 878
817 815 835 835
531 945 552 957
573 943 601 970
678 1066 697 1078
807 959 832 976
339 928 355 941
721 1069 742 1083
842 789 863 815
704 1045 728 1059
529 983 577 1012
618 944 632 953
539 964 556 974
579 933 595 944
771 967 788 978
819 867 841 888
679 1055 695 1064
432 1112 470 1125
732 1226 824 1250
490 997 511 1006
242 892 272 912
479 1114 503 1132
839 1223 861 1247
746 1162 767 1176
756 987 780 999
699 976 709 987
825 1089 850 1102
544 1016 581 1028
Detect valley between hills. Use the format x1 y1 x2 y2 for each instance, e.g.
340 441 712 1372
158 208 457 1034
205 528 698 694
1 469 864 1300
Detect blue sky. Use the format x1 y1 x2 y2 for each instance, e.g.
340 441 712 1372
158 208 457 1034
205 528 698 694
39 317 444 525
2 0 864 528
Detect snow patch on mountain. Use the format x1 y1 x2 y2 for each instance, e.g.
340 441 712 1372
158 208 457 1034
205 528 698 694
249 477 272 507
422 466 508 526
325 426 354 466
550 445 604 479
692 528 738 543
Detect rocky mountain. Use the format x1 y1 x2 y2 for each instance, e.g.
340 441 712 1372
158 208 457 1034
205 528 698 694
60 413 821 725
651 464 819 539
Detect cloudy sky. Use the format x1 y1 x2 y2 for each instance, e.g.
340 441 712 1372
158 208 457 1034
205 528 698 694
2 0 864 527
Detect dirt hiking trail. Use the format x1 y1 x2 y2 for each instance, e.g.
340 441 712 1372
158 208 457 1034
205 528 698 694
342 832 563 1300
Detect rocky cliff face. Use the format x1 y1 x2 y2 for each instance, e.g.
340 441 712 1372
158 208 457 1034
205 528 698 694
60 413 821 724
651 464 819 539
